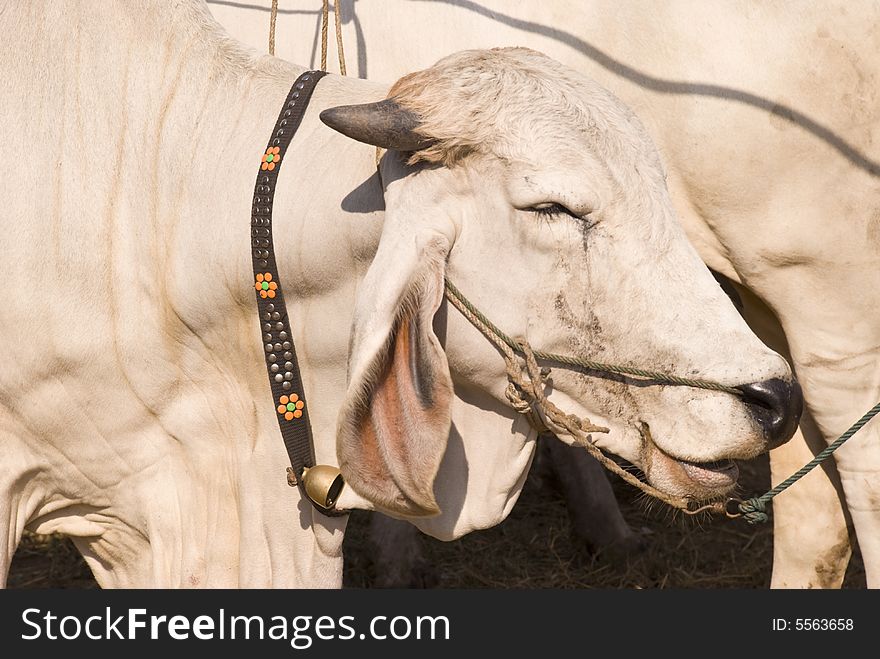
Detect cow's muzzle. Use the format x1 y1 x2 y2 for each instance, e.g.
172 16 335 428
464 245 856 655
738 378 803 449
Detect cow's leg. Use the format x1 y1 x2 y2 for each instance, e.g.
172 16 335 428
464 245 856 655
785 367 880 588
0 430 44 588
542 438 640 555
733 285 854 587
770 411 852 588
742 289 880 585
368 513 437 588
0 486 25 589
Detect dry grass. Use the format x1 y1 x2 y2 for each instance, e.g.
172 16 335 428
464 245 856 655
7 454 866 589
343 453 865 589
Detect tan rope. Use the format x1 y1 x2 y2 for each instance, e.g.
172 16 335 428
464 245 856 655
333 0 347 76
443 283 730 517
270 1 346 75
269 0 279 55
320 0 329 71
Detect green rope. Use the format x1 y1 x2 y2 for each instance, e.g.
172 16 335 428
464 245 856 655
739 401 880 524
444 279 743 397
443 280 880 524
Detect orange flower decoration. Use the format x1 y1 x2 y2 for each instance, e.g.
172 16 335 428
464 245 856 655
261 146 281 171
277 393 305 421
255 272 277 299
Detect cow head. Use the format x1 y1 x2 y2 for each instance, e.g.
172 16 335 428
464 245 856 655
321 48 800 537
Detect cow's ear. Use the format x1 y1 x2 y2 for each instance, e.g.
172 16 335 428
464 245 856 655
336 168 455 518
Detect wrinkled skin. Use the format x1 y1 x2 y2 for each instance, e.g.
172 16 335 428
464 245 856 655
0 1 793 587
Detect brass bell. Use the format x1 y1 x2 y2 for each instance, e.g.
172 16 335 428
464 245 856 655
301 465 346 513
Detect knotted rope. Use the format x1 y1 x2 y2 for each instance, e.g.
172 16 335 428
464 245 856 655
444 280 743 397
444 279 734 516
444 279 880 521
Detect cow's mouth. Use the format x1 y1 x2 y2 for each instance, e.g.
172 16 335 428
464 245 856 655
640 425 739 499
677 457 739 489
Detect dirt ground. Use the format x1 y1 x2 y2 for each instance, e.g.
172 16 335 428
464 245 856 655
7 452 865 589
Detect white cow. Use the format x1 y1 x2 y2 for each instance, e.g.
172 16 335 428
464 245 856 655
211 0 880 589
0 1 797 587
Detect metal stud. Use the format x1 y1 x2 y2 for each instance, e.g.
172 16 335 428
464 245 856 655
261 239 270 247
283 341 291 350
271 312 280 320
275 374 284 383
267 304 275 312
283 110 291 118
302 75 310 81
261 176 269 184
295 82 305 90
274 343 283 352
270 364 279 373
262 312 271 321
293 91 300 98
284 361 293 370
284 351 292 360
272 138 280 146
284 372 293 381
275 323 284 331
268 354 277 362
263 323 271 331
265 343 274 352
287 100 296 108
282 382 292 391
279 331 288 340
264 333 272 342
276 131 284 138
259 260 268 268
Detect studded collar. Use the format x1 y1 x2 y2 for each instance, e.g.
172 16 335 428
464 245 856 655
249 70 346 517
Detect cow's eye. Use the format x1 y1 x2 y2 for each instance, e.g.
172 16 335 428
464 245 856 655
526 202 580 220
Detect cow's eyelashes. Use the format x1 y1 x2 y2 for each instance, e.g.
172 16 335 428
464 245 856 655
526 203 581 220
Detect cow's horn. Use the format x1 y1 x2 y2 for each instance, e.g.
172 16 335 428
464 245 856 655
319 99 432 152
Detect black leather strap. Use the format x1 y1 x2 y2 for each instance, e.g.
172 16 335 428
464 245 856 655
251 70 327 488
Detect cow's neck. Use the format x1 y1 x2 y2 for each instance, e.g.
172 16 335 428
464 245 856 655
9 1 384 586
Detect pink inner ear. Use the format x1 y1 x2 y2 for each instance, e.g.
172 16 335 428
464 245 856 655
352 312 451 516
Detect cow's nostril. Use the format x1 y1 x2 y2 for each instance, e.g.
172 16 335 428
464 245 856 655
737 378 803 450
